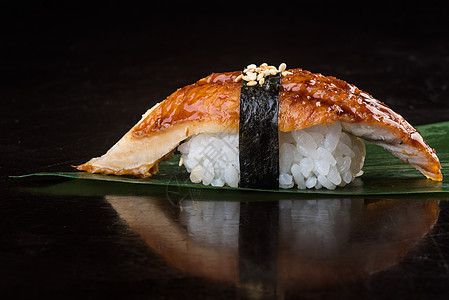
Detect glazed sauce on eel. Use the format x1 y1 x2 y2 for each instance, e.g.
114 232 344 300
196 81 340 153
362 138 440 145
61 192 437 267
131 69 441 180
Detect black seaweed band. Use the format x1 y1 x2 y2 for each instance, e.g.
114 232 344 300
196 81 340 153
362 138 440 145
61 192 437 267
239 74 281 189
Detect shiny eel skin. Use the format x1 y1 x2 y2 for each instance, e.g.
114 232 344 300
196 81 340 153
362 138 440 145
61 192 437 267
77 68 442 181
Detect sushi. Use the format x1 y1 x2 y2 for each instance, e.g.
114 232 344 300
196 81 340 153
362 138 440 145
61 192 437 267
76 63 442 190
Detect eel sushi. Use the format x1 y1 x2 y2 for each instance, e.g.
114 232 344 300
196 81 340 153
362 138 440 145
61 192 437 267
76 63 442 190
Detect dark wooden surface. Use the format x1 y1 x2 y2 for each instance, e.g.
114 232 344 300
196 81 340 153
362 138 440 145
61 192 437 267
2 3 449 299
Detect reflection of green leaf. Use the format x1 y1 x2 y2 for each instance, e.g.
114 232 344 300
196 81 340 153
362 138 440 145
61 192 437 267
11 121 449 196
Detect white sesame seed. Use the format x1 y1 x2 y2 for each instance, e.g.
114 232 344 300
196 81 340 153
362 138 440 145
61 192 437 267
240 63 288 84
279 63 287 72
249 72 257 81
179 156 184 166
282 71 293 76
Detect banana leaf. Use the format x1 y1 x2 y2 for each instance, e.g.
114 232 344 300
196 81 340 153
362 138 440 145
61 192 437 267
12 121 449 196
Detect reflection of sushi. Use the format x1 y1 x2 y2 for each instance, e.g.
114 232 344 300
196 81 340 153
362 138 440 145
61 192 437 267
105 195 439 289
76 63 442 189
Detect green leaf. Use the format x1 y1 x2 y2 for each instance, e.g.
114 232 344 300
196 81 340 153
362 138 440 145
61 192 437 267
11 121 449 196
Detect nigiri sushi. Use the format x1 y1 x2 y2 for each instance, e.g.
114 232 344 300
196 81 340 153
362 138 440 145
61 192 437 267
76 63 442 190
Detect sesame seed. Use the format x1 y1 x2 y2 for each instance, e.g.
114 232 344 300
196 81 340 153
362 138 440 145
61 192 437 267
279 63 286 72
239 62 289 85
248 72 257 81
179 156 184 166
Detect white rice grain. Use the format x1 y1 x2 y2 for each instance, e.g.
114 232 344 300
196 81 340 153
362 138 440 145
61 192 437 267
177 122 366 189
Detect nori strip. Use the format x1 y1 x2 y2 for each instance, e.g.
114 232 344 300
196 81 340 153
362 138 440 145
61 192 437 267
239 74 281 189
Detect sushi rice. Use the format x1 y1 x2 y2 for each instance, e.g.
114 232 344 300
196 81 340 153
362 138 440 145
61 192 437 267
177 121 365 190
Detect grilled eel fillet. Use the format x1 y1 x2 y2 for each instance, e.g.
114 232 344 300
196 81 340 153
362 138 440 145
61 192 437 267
77 69 442 181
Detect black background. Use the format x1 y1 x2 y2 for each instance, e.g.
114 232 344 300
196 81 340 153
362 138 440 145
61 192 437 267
2 2 449 299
